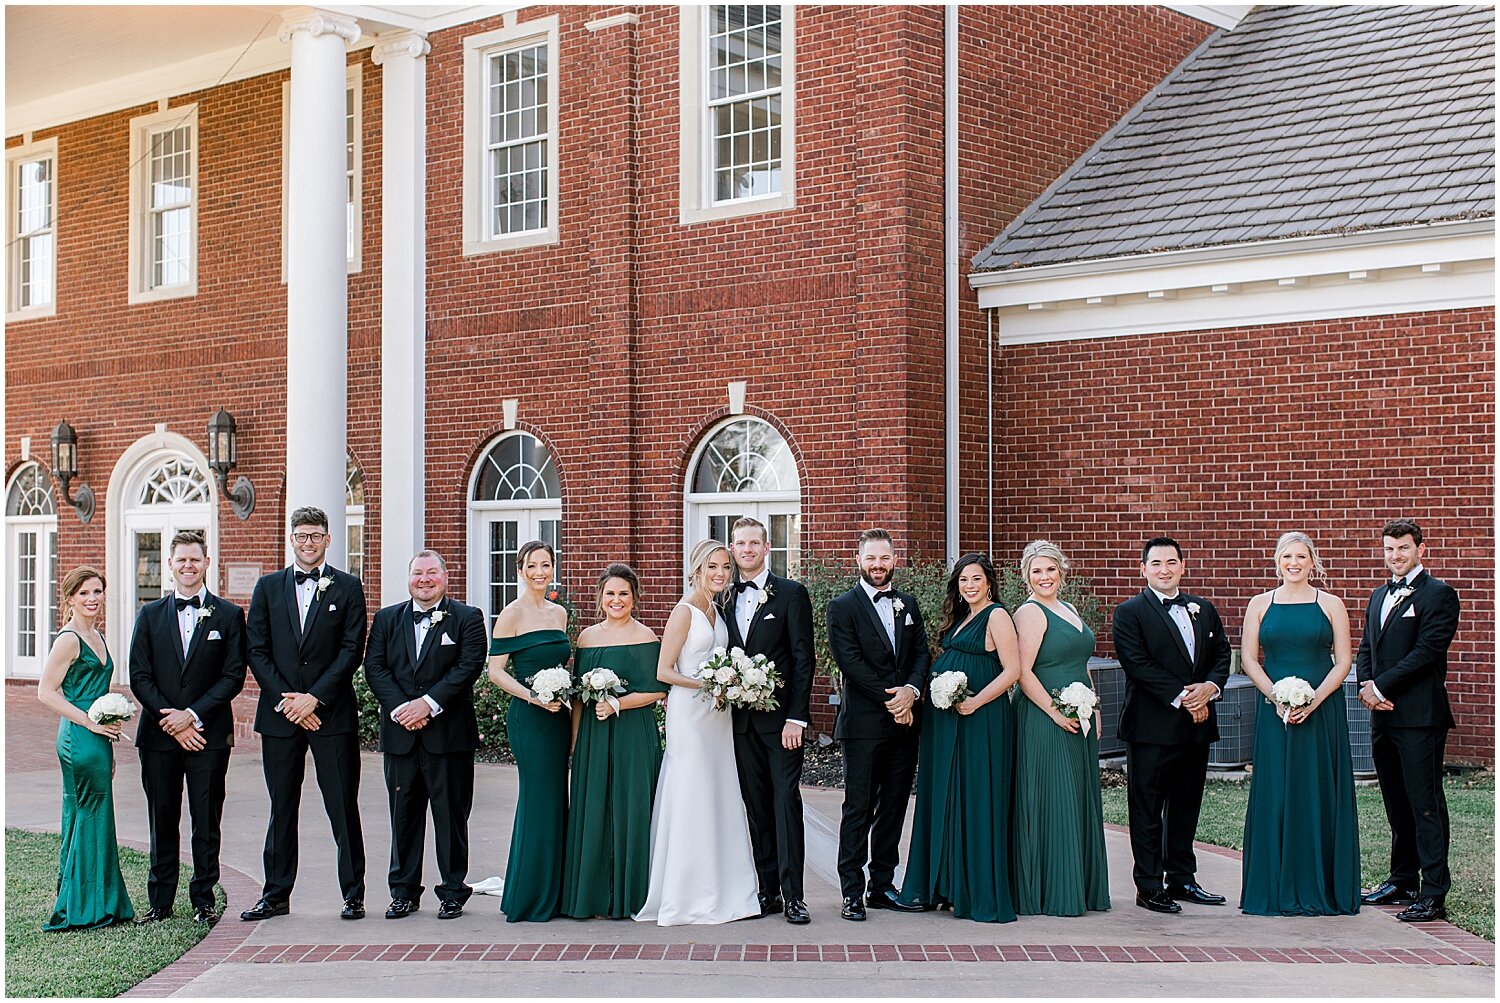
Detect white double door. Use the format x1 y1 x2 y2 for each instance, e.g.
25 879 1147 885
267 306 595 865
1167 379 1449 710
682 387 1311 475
469 505 561 627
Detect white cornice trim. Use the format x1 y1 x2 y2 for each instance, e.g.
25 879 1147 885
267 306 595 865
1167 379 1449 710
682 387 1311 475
1163 5 1252 29
585 13 640 33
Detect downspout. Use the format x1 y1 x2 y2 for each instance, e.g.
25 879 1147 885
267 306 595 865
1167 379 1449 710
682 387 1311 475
944 4 960 565
986 308 994 558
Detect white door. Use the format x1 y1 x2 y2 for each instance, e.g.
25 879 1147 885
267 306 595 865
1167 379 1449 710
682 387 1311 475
467 432 564 627
685 417 802 578
5 462 58 678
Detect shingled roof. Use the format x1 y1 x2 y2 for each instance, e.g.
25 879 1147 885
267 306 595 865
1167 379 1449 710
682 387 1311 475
972 4 1496 273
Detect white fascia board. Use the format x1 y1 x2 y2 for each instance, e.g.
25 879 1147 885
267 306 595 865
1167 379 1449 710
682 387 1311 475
1163 5 1252 29
333 5 526 34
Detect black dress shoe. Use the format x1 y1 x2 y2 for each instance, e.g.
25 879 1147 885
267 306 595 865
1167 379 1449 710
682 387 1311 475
437 900 463 920
758 893 783 918
384 898 419 919
134 907 173 925
1135 890 1182 914
866 889 923 913
840 896 867 921
1396 896 1446 922
1165 882 1226 906
239 898 289 921
784 899 811 924
193 907 220 926
1363 881 1418 906
341 899 365 920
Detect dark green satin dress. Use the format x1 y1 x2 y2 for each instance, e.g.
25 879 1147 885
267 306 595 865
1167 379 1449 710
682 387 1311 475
45 632 135 931
560 642 665 919
1241 597 1360 916
899 604 1017 922
1012 601 1110 916
492 629 572 923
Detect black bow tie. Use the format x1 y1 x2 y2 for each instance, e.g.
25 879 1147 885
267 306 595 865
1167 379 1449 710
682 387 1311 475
734 580 760 594
1161 594 1188 608
175 595 202 610
871 591 895 603
413 606 436 624
295 568 322 585
1389 578 1408 592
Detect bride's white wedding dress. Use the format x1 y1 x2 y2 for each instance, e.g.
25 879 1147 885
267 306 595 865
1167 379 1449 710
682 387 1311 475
635 602 760 926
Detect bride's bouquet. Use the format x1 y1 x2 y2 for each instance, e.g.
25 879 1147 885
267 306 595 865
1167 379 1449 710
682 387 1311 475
526 665 574 707
929 670 972 710
577 666 626 715
1268 676 1315 725
87 692 136 726
696 646 782 712
1051 681 1099 736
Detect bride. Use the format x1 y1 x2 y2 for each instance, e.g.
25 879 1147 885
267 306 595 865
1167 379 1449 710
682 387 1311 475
635 539 761 926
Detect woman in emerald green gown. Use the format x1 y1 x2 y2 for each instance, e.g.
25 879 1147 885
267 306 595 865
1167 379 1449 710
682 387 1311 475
1239 532 1360 916
899 553 1021 922
37 566 135 931
1011 541 1110 917
487 541 573 923
560 564 666 919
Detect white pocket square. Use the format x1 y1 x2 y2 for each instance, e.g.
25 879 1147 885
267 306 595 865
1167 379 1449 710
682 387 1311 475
440 633 456 645
207 630 222 640
904 614 915 626
762 612 776 620
327 603 337 611
1208 631 1215 638
1401 606 1416 618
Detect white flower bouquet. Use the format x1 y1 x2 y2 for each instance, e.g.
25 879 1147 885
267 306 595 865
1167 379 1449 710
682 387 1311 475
527 665 574 707
1052 681 1099 736
929 670 972 710
696 646 782 712
87 692 137 726
1268 676 1316 725
578 666 626 715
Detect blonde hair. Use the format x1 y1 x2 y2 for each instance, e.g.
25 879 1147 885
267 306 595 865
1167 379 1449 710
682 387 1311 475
1274 531 1326 580
686 539 731 589
1020 539 1070 583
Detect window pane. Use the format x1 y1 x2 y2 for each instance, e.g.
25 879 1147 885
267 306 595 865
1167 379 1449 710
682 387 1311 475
135 532 162 616
489 520 520 614
693 418 797 493
474 434 561 501
16 531 38 657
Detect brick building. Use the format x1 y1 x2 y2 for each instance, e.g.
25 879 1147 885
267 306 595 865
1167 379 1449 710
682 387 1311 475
5 5 1492 758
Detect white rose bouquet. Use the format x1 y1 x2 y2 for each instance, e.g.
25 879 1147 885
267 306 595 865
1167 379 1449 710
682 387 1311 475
696 647 782 712
1268 676 1316 725
87 692 136 726
1052 681 1100 736
929 670 972 710
526 665 574 707
578 667 626 715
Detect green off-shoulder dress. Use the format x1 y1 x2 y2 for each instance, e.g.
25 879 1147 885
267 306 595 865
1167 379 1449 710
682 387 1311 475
560 642 665 918
899 604 1017 922
492 629 573 923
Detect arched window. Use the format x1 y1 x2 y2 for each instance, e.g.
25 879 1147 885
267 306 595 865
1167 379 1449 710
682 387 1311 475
6 462 58 677
467 432 562 623
345 454 365 581
686 417 801 576
122 452 213 620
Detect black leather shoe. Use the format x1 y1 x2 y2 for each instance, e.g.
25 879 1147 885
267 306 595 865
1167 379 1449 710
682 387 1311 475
384 898 419 919
840 896 866 921
784 899 811 924
193 907 220 926
437 900 463 920
239 898 289 921
1166 882 1226 906
757 893 783 918
1396 896 1446 922
134 907 173 925
1135 890 1182 914
866 889 923 913
1363 881 1418 906
341 899 365 920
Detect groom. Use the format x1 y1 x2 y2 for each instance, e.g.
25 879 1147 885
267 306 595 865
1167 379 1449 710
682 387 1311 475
725 517 816 924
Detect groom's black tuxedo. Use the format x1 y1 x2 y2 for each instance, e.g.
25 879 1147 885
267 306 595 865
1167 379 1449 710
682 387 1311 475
1111 588 1231 895
246 564 368 906
129 591 246 914
826 583 931 900
1356 570 1460 897
724 571 815 904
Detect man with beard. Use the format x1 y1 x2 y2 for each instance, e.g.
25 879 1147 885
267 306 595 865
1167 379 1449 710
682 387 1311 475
825 528 930 921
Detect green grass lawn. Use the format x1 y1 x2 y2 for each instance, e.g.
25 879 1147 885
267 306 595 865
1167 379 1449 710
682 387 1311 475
1101 770 1495 941
5 828 223 998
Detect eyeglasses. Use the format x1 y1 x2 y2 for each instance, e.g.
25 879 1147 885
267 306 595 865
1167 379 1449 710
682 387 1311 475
291 532 327 544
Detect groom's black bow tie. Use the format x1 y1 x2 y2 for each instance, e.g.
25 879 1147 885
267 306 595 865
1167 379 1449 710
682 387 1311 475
175 594 202 610
1388 578 1408 592
871 591 895 603
294 568 322 585
412 606 436 624
734 580 760 594
1160 594 1188 608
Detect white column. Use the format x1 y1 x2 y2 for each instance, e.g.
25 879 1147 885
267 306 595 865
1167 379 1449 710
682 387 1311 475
280 7 359 566
371 30 429 605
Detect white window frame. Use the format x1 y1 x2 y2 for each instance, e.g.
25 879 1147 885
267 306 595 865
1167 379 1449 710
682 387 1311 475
5 462 59 679
683 416 802 577
345 453 365 582
127 104 199 304
280 65 363 280
679 4 796 225
462 15 561 255
465 432 563 626
5 137 59 320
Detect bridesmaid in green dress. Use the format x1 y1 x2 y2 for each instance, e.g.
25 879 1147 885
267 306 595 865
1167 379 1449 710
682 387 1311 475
1012 540 1110 917
900 553 1021 922
487 541 573 923
1239 532 1360 916
560 564 666 919
37 566 135 930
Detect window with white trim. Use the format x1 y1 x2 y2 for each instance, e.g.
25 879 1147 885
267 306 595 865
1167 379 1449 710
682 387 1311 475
345 453 365 582
280 67 362 277
6 462 58 677
6 139 58 319
463 16 560 254
680 4 795 224
685 417 801 577
128 105 198 303
466 432 562 624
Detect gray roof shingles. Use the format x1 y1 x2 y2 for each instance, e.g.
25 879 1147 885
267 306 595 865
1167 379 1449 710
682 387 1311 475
972 5 1496 272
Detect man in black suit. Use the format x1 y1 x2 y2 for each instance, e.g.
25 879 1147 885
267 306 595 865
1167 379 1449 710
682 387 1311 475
825 528 930 922
241 506 368 922
724 516 816 924
1111 536 1231 915
1356 519 1461 923
129 529 246 925
362 549 487 920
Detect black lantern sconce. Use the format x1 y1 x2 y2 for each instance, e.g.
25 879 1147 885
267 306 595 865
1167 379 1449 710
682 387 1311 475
49 420 95 523
207 407 255 520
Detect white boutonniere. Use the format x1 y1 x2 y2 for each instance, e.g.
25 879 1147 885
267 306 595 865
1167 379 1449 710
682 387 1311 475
429 609 447 625
891 598 906 614
752 582 774 609
1390 586 1415 605
196 605 214 622
1186 601 1200 619
317 575 334 595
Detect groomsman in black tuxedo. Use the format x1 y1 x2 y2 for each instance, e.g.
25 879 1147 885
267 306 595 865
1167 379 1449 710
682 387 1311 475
362 549 487 920
1357 519 1461 923
1111 536 1231 915
129 529 246 925
241 506 368 922
725 516 816 924
825 528 930 922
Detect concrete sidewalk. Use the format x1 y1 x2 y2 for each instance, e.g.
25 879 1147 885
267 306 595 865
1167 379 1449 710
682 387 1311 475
5 683 1493 997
